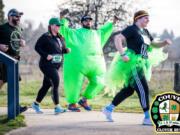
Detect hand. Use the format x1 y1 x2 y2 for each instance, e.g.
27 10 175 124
60 9 69 19
47 55 53 61
67 48 71 53
0 44 9 52
122 55 130 62
113 15 123 24
163 39 172 46
20 39 26 47
63 48 71 54
113 15 119 24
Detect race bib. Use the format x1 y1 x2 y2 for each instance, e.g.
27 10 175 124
52 54 62 63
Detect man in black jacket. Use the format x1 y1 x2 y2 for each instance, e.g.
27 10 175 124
0 9 27 113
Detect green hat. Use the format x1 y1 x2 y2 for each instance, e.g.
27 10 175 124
49 17 61 26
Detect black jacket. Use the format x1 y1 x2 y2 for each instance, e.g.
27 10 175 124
35 32 69 68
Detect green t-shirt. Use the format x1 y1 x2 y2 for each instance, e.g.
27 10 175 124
0 22 23 56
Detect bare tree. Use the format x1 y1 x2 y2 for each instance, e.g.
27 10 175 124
58 0 147 29
0 0 4 24
21 20 46 65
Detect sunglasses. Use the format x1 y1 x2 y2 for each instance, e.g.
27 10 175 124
12 15 21 18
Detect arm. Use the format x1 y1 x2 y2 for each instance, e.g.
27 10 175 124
59 18 74 40
143 28 172 48
18 27 26 47
59 18 69 36
151 39 172 48
98 16 120 47
0 26 9 52
114 25 135 61
114 34 129 62
98 22 113 47
113 15 120 25
35 35 50 60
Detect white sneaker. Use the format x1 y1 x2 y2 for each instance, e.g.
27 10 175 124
142 118 153 126
102 107 114 122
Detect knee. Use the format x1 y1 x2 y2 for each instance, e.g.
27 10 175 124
51 79 59 89
129 89 135 95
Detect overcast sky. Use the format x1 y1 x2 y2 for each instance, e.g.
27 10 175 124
3 0 59 27
148 0 180 37
3 0 180 37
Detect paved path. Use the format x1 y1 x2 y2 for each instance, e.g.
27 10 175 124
3 108 159 135
2 107 171 135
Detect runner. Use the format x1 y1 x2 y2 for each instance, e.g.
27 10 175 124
102 10 172 125
60 14 118 112
0 8 27 113
32 17 70 114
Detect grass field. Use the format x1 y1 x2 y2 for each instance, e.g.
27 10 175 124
0 80 143 112
0 69 175 113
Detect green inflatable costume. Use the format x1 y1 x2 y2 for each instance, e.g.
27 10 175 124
59 19 113 104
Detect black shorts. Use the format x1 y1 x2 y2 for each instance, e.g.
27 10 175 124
0 62 7 82
0 61 21 83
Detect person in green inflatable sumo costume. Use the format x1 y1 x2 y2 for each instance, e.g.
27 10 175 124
59 14 118 112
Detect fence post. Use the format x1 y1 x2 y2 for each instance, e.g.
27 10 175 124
15 63 19 115
0 51 19 119
174 63 180 93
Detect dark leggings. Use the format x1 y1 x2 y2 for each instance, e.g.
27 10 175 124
36 65 60 105
112 67 149 112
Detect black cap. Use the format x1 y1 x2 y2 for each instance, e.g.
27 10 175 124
81 15 93 23
8 9 23 17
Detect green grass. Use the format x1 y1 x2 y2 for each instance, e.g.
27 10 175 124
0 80 143 112
0 115 26 135
0 66 175 135
0 70 175 112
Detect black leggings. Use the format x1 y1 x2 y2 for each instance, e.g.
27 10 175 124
36 65 60 105
112 67 149 112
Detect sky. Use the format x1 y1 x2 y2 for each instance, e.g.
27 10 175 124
3 0 60 27
3 0 180 37
148 0 180 37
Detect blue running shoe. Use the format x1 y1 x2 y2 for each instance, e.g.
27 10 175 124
102 107 114 122
78 99 92 111
142 118 153 126
54 106 66 115
68 104 81 112
32 102 43 114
